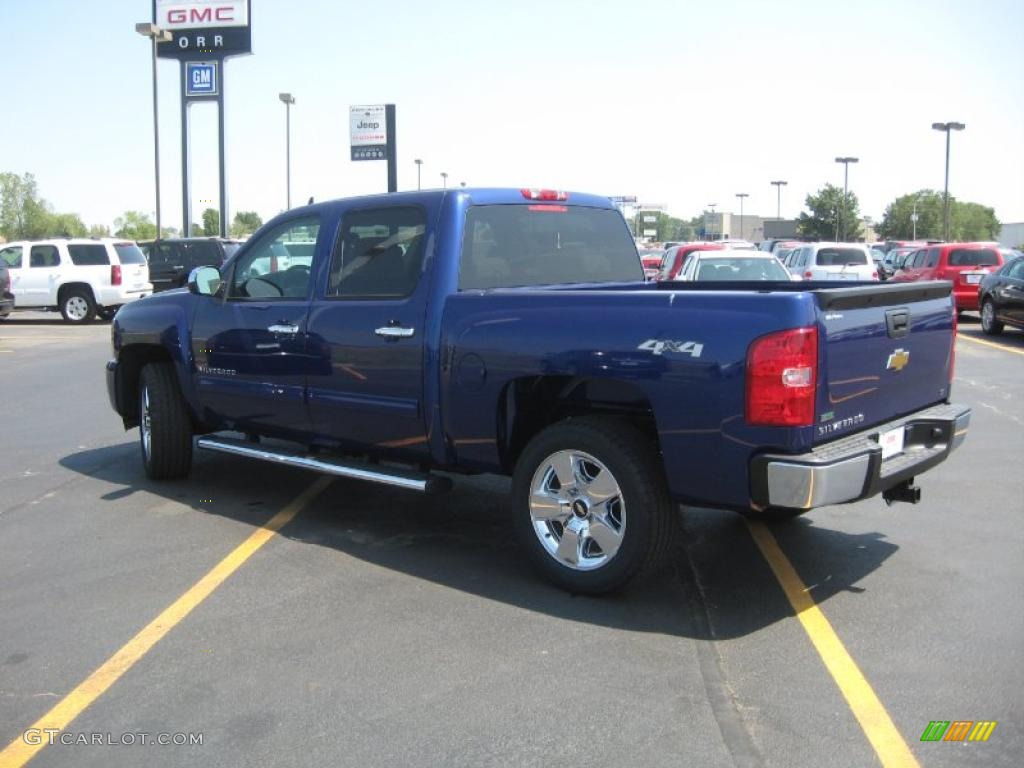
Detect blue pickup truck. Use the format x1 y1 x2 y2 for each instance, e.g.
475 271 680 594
106 188 970 593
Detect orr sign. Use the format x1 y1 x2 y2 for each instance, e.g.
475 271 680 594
154 0 252 58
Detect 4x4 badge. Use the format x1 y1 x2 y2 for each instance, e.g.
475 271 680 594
887 349 910 372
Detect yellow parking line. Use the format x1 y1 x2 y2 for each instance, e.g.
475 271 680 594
0 476 332 768
745 520 920 768
957 333 1024 357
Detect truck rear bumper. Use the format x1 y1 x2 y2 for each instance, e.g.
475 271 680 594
750 403 970 510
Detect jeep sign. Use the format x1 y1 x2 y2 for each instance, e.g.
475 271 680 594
154 0 252 58
350 105 388 162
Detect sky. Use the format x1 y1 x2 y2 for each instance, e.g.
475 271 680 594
1 0 1022 233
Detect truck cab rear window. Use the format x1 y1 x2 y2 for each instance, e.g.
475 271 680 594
459 205 642 290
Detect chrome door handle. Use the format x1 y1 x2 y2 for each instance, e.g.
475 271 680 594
375 326 415 338
267 323 300 334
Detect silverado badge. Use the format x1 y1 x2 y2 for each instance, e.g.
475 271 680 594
887 348 910 372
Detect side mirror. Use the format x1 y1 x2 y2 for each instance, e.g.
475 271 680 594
188 266 222 296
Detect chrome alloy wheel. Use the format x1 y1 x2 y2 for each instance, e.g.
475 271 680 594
141 385 153 460
65 296 89 321
529 450 626 571
981 300 995 331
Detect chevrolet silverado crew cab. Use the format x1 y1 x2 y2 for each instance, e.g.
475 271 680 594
0 238 151 322
106 188 970 593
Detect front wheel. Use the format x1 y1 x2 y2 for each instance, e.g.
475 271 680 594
512 417 677 594
139 362 193 480
980 299 1004 335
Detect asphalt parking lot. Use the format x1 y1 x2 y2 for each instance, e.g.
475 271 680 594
0 311 1020 768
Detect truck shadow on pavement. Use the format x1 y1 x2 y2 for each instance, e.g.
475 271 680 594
60 442 900 641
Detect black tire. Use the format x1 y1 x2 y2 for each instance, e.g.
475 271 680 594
59 288 96 324
97 307 118 321
511 416 677 595
980 299 1004 336
139 362 193 480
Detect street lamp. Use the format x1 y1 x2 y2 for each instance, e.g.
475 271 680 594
460 181 466 188
834 156 859 241
414 158 423 191
735 193 748 240
440 172 448 189
911 195 923 240
932 121 965 241
278 93 295 209
135 23 172 240
706 203 717 241
770 180 787 220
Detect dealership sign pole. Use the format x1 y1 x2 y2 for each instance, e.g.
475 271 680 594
153 0 252 237
350 104 397 193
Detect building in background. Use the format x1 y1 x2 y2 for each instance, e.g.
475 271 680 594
998 222 1024 248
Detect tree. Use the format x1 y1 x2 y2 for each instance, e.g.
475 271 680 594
877 190 1000 241
88 224 111 238
48 213 87 238
797 184 862 241
201 208 220 236
231 210 262 238
113 211 157 241
0 172 52 240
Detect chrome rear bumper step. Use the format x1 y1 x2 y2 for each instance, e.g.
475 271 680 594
196 436 451 494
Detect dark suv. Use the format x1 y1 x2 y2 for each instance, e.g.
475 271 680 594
140 238 243 292
0 262 13 319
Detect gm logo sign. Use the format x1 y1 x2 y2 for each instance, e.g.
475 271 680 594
186 62 218 96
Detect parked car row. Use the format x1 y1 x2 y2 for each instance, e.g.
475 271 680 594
0 238 151 322
0 236 244 323
977 251 1024 334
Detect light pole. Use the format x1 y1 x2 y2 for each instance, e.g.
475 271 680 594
135 23 172 240
911 195 922 240
707 203 717 240
834 156 858 241
735 193 748 240
770 180 787 220
440 172 448 189
414 158 423 191
932 122 965 241
278 93 295 209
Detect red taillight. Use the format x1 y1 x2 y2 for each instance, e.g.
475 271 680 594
871 270 879 280
111 265 122 286
521 188 569 201
746 327 818 427
804 270 813 279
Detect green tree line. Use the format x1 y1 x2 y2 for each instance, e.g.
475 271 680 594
1 172 263 242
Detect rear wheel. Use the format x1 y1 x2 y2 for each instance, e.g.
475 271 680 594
980 299 1003 335
512 417 677 594
139 362 193 480
60 288 95 324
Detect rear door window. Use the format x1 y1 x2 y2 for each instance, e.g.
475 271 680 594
948 248 999 267
181 241 222 268
328 207 426 298
29 245 60 268
815 247 868 266
459 204 642 289
67 244 110 266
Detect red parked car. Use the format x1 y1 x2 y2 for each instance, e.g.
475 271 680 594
889 243 1004 312
638 248 664 280
658 242 725 280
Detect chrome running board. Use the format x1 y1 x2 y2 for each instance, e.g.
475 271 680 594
196 436 451 494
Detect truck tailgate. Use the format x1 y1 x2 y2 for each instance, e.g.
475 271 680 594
814 281 954 445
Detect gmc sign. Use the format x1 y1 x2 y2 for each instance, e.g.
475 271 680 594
156 0 249 29
154 0 251 59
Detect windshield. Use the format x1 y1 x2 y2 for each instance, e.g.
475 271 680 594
816 248 868 266
459 205 642 289
694 257 789 281
114 243 147 265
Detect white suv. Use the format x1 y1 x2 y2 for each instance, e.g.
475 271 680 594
0 238 152 323
785 242 879 282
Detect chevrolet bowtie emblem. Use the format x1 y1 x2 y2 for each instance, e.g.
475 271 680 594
887 348 910 372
